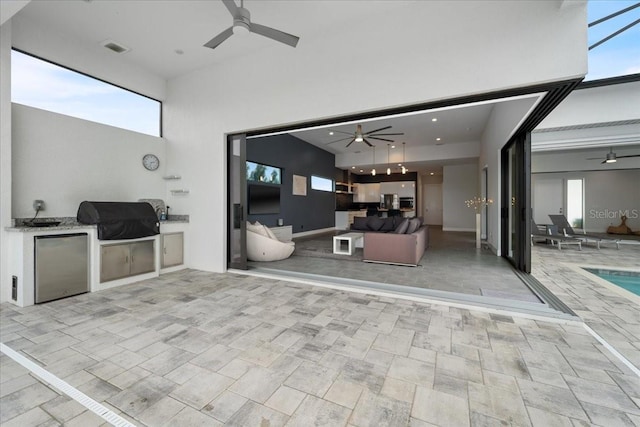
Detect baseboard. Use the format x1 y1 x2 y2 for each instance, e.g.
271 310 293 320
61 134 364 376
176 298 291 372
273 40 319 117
442 227 475 232
293 227 337 238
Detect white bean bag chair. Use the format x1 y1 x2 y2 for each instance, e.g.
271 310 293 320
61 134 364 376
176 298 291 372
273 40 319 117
247 221 295 262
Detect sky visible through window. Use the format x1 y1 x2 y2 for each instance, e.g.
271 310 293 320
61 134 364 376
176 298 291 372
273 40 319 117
587 0 640 80
11 50 161 137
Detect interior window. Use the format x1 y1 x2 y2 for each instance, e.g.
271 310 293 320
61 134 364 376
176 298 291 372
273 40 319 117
11 50 161 137
311 175 334 192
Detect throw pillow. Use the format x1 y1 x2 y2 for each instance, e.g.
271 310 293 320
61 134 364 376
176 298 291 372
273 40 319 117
406 217 421 234
394 218 409 234
379 217 395 232
367 216 385 231
352 216 369 230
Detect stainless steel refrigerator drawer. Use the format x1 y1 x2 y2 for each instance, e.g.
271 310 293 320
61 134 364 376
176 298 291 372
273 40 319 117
35 233 89 304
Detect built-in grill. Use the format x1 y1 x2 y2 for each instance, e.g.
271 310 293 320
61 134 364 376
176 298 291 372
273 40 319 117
77 201 159 240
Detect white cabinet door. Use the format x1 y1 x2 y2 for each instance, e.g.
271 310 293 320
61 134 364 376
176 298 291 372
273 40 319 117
398 182 415 198
365 183 381 202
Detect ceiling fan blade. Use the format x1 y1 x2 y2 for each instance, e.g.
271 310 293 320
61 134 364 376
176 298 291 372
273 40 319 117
362 138 373 147
369 133 404 137
601 160 607 164
250 23 299 47
222 0 239 17
363 126 392 135
586 157 602 160
616 154 640 158
204 27 234 49
326 137 353 145
345 138 356 148
368 136 395 143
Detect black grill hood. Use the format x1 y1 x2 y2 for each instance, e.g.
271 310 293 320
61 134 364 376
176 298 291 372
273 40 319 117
77 201 159 240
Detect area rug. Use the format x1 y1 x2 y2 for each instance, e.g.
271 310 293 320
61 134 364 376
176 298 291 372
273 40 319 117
293 234 364 261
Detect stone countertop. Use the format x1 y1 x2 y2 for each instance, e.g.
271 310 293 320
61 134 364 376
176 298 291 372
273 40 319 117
6 215 189 232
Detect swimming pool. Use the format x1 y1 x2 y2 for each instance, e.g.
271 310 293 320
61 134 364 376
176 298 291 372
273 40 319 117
583 268 640 296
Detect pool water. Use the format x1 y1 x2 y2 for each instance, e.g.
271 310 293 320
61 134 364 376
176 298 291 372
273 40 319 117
584 268 640 296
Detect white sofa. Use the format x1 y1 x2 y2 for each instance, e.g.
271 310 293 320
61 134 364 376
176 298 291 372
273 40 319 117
246 222 295 262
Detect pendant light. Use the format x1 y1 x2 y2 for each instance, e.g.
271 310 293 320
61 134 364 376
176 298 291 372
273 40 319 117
401 142 407 174
386 144 391 175
371 145 376 176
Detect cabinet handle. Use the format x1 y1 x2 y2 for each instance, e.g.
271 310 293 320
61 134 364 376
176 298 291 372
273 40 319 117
125 255 129 264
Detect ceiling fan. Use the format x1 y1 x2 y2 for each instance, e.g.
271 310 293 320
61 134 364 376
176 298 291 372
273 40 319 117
326 124 404 148
203 0 300 50
587 148 640 164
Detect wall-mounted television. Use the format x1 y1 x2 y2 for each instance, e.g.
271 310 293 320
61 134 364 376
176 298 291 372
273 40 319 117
248 184 281 214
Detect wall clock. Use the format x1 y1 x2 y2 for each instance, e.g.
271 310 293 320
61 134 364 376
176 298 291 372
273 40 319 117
142 153 159 171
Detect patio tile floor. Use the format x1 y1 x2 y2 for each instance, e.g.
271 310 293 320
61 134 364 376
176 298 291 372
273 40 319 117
1 241 639 426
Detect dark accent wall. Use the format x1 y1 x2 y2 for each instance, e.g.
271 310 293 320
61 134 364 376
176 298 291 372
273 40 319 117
247 134 336 232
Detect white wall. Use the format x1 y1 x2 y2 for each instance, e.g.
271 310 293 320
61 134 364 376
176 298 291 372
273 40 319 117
12 104 167 218
1 21 13 303
532 170 640 232
442 164 478 231
164 1 587 272
479 97 540 253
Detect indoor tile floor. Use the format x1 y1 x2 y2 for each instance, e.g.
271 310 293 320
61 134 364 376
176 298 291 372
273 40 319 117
256 227 541 303
1 252 639 426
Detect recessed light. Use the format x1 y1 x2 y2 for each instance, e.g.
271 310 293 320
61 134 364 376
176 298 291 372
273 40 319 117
351 166 355 169
398 163 402 166
391 145 395 148
436 138 441 141
329 131 334 135
432 118 437 122
359 169 363 172
430 172 434 175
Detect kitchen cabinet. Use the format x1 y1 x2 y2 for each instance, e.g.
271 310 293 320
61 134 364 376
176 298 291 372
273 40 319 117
101 240 154 282
162 232 184 268
380 181 415 198
355 183 381 203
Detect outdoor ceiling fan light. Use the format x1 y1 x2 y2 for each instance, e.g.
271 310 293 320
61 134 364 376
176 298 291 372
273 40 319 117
355 135 364 142
233 21 250 35
606 152 617 163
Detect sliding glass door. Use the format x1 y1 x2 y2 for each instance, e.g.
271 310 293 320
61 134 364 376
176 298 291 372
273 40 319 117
227 134 248 270
501 132 532 273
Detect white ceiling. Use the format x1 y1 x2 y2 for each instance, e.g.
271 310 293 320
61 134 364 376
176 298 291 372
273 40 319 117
12 1 631 175
13 0 408 80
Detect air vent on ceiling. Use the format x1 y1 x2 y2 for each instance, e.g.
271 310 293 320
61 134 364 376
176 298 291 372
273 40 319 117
101 40 130 54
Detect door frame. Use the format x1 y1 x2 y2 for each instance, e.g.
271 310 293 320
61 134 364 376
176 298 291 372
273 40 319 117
501 132 532 273
227 134 248 270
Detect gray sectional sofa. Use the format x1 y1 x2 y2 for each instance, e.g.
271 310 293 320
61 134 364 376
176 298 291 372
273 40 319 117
350 216 429 266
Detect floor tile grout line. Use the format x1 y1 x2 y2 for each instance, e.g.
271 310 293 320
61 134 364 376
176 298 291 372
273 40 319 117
580 324 640 377
0 342 138 427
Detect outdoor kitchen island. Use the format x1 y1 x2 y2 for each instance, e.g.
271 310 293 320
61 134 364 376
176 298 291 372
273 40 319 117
5 217 188 307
